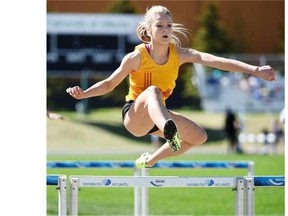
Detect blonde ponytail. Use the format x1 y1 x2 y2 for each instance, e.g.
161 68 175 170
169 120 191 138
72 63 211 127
136 23 151 43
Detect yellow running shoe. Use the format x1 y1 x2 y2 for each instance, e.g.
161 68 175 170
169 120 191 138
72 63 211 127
135 152 151 168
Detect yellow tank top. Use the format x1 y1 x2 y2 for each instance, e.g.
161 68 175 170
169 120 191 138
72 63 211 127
125 43 180 104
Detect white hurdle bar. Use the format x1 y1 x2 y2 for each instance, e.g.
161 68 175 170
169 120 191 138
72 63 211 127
69 175 245 216
47 175 67 216
244 176 285 216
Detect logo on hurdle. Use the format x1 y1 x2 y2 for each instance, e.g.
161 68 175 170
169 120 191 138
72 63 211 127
150 179 165 187
102 179 112 186
186 179 231 187
101 178 128 186
205 179 215 186
268 178 285 186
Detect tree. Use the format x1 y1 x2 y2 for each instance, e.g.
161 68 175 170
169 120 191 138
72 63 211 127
107 0 136 14
192 1 234 53
188 1 236 110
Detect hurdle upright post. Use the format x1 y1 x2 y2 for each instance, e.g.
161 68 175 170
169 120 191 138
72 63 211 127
247 161 255 176
58 176 67 216
134 168 141 216
141 168 149 216
70 177 79 216
234 177 245 215
47 175 67 216
245 177 254 216
134 167 149 216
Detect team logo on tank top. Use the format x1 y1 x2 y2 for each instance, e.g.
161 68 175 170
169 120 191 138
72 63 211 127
144 72 152 88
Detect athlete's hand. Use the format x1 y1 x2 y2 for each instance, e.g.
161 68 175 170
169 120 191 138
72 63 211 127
47 111 64 120
256 65 276 82
66 86 85 100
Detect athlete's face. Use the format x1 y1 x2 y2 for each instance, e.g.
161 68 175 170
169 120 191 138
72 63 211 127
148 13 172 44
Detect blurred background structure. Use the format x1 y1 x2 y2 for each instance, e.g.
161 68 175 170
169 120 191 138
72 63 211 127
47 0 284 115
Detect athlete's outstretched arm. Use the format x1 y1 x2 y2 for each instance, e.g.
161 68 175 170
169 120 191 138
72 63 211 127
178 47 276 82
66 51 140 100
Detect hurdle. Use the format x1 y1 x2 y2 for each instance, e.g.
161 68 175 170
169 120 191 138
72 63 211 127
244 176 285 216
47 175 67 216
47 160 254 215
135 161 254 216
69 175 245 216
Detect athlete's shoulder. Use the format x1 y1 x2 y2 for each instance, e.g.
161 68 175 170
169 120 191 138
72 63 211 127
120 49 141 71
177 47 201 64
123 49 141 62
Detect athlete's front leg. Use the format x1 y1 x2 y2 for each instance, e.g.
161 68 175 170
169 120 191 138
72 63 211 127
124 85 171 137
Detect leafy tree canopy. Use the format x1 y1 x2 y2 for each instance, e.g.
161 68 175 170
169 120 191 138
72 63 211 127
193 1 234 53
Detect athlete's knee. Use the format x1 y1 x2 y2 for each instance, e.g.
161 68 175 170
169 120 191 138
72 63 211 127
198 129 208 145
186 128 208 146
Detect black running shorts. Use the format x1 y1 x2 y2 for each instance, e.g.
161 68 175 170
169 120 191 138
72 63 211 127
122 100 159 134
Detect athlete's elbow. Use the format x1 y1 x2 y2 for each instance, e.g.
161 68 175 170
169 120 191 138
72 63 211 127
106 84 114 93
105 80 116 93
199 130 208 144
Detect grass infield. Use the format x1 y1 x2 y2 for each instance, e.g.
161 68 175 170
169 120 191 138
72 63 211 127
47 109 284 215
